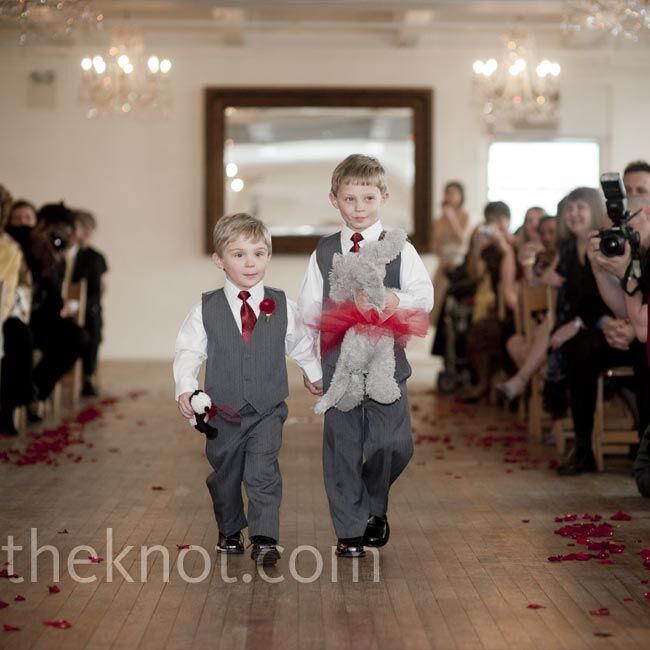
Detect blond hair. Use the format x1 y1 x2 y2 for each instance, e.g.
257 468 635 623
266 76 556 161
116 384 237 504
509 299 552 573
212 212 272 256
330 154 388 195
557 187 606 240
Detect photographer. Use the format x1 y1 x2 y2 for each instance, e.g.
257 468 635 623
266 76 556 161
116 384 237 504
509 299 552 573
587 160 650 495
461 201 517 402
28 203 88 402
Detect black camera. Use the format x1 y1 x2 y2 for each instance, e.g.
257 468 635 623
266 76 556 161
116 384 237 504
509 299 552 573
50 232 69 252
598 172 639 258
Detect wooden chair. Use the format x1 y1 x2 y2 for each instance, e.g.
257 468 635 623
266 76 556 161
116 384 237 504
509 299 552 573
592 366 638 471
518 283 553 443
52 279 87 413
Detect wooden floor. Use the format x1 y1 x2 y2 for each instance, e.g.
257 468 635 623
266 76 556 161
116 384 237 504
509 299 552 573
1 358 650 650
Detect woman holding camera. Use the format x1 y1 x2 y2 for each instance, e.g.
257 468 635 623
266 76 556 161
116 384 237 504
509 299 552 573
547 187 638 475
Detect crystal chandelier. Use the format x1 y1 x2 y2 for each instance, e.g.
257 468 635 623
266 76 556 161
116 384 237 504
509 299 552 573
79 31 172 118
472 34 561 131
0 0 104 44
562 1 650 40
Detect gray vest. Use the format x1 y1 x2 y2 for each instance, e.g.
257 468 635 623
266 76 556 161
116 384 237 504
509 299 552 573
202 287 289 414
315 232 412 385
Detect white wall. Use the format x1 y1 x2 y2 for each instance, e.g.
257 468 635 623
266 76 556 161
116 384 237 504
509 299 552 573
1 39 650 360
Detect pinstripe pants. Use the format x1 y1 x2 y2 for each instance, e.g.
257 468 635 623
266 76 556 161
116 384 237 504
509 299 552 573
205 402 287 541
322 379 414 539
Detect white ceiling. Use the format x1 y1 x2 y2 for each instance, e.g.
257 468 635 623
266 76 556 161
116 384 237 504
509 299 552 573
2 1 647 50
98 0 567 26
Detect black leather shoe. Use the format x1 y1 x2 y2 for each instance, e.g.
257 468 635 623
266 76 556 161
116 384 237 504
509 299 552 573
81 379 99 398
557 451 597 476
0 411 18 436
217 531 244 554
26 407 43 424
250 535 280 566
336 538 366 558
363 515 390 547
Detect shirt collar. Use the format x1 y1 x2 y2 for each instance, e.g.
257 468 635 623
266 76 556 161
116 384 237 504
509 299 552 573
224 277 264 304
341 220 384 247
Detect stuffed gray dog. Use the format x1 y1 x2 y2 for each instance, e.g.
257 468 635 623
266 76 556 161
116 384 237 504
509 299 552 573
314 229 407 414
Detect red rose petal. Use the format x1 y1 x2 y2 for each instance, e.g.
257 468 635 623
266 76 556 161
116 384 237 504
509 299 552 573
527 603 544 609
14 595 25 601
58 528 69 534
589 608 610 616
48 584 60 593
43 619 72 629
3 624 20 632
0 601 8 609
610 511 632 521
151 486 165 490
75 407 102 424
88 556 103 564
645 592 650 600
176 544 190 550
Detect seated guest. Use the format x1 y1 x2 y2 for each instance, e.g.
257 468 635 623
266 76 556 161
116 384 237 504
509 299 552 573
461 201 516 402
430 181 470 328
543 187 642 475
586 160 650 491
72 209 108 397
28 203 88 403
498 215 560 400
514 206 547 252
7 199 37 228
0 199 36 434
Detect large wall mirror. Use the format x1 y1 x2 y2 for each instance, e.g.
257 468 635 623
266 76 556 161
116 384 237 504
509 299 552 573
205 87 432 254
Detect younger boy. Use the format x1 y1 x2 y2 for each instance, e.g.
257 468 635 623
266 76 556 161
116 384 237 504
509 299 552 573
299 154 433 557
174 213 321 567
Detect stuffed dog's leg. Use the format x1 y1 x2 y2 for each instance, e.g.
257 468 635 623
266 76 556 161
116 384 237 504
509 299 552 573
365 335 401 404
335 372 365 412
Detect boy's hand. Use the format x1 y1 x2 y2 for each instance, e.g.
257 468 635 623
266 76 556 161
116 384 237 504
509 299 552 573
304 377 323 396
178 392 194 419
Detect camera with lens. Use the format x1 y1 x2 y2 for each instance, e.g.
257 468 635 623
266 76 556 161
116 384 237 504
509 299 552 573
50 231 69 252
598 172 639 258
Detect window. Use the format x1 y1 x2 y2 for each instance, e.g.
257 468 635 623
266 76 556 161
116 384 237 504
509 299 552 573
487 140 600 231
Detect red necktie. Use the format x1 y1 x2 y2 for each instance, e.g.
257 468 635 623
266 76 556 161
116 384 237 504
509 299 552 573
350 232 364 253
238 290 257 343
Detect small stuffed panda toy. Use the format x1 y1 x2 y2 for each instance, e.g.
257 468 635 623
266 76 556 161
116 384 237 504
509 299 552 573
189 390 218 440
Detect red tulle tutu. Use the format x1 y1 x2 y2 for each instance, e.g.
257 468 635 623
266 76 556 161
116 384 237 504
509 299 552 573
318 300 429 358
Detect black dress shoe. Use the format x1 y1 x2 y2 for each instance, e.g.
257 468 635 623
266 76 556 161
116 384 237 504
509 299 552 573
363 515 390 547
336 537 366 558
557 451 597 476
81 379 99 398
216 531 244 554
0 411 18 436
26 407 43 424
250 535 281 567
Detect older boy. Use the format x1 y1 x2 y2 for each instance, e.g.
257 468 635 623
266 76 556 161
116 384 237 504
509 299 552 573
299 154 433 557
174 213 320 566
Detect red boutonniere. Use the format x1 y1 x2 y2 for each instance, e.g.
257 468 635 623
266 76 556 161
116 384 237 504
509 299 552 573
259 298 276 321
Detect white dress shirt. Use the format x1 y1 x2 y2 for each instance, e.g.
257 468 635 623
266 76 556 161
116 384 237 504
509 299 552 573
298 220 434 382
173 278 322 399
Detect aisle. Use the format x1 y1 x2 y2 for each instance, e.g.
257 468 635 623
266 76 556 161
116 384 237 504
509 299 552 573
1 359 649 650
